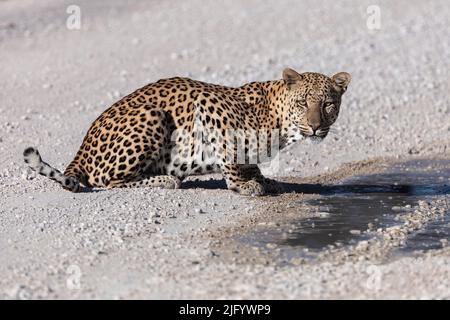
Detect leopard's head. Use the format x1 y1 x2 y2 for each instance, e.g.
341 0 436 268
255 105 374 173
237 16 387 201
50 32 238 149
283 68 351 140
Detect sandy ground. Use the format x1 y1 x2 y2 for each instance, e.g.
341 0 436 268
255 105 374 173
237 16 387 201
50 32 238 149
1 0 450 299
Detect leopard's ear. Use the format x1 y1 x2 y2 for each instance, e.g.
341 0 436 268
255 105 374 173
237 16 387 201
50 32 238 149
332 72 351 93
283 68 302 88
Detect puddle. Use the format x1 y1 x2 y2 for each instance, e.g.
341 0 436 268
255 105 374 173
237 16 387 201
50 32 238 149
399 215 450 253
241 159 450 258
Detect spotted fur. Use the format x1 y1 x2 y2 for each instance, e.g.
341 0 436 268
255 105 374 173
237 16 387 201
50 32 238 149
23 68 350 195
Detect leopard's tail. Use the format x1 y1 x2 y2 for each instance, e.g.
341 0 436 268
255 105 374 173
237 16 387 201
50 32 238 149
23 147 81 192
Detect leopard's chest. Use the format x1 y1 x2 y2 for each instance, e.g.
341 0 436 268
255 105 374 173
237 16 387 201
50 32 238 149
280 125 305 149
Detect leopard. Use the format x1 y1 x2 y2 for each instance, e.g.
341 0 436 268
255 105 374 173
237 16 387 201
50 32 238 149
23 68 351 196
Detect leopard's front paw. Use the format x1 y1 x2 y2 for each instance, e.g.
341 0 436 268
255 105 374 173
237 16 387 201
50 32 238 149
233 180 265 196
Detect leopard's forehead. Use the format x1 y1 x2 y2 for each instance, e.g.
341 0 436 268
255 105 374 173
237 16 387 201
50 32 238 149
301 72 332 89
295 72 337 100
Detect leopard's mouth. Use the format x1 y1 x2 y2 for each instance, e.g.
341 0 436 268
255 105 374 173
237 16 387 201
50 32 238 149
300 128 329 139
300 133 324 145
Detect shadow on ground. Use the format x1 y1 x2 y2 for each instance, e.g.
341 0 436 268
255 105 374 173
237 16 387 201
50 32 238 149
182 177 450 197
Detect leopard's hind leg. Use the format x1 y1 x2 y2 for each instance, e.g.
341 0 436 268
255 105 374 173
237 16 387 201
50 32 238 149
101 107 182 190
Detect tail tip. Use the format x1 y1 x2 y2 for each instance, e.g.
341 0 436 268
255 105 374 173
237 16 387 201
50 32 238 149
23 147 37 157
23 147 41 165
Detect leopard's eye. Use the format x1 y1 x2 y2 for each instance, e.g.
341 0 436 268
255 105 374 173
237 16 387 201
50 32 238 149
325 103 335 113
296 99 307 107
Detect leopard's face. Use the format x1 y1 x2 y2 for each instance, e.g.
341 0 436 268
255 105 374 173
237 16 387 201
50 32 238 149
283 69 351 140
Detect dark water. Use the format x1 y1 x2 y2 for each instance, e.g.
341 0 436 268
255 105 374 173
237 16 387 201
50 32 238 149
242 159 450 257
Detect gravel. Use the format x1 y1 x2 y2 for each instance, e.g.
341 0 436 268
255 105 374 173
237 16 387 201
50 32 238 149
0 0 450 299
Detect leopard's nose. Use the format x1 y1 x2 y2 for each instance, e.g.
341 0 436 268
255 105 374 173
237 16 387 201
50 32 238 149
308 122 320 133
